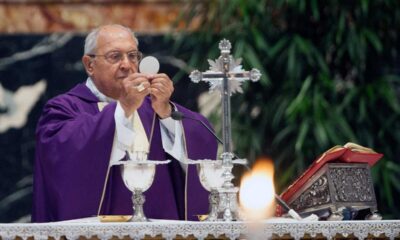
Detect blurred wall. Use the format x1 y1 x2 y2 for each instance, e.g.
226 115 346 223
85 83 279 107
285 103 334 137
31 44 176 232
0 1 181 34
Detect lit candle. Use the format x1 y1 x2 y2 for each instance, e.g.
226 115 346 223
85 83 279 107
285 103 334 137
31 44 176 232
239 158 276 220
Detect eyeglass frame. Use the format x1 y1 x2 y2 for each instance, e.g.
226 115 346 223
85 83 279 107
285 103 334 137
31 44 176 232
87 50 143 64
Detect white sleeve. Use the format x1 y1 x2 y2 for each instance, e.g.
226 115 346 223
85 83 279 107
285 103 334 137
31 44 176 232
109 102 135 165
160 117 187 173
160 117 184 160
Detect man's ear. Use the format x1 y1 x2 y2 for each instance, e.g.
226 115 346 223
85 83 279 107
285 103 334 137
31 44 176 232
82 55 94 76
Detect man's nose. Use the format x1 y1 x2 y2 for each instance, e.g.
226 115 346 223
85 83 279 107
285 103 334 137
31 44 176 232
119 55 138 72
119 54 131 67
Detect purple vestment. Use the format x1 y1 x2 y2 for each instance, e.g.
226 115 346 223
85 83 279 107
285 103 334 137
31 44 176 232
32 84 217 222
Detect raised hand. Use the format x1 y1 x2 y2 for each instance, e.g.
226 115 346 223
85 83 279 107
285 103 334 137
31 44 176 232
119 73 151 117
148 73 174 119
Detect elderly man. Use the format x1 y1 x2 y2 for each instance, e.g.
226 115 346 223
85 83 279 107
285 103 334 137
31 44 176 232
32 24 217 222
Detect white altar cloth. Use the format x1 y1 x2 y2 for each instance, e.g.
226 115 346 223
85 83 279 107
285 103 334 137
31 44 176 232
1 218 400 240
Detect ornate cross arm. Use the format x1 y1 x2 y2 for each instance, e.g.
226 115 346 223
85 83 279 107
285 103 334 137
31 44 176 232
189 39 261 95
190 68 261 94
190 69 261 82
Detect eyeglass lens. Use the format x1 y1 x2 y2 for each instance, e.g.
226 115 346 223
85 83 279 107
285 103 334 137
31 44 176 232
105 51 142 64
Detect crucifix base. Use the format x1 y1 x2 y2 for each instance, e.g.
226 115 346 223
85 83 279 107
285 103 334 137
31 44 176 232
217 187 240 221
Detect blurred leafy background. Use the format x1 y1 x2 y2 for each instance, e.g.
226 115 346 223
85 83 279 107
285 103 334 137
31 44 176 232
170 0 400 218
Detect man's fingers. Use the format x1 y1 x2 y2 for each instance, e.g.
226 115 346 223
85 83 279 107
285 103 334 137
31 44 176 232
150 77 172 86
149 88 164 97
122 76 151 94
150 82 166 90
150 78 173 95
122 73 151 86
150 86 173 96
134 82 151 92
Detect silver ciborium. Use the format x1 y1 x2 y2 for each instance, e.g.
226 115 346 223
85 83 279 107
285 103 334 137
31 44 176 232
117 151 170 222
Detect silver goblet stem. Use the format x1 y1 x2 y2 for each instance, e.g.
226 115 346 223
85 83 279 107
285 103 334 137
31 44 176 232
206 189 219 221
131 189 147 222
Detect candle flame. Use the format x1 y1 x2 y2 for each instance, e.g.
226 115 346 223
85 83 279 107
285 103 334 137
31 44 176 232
239 158 275 220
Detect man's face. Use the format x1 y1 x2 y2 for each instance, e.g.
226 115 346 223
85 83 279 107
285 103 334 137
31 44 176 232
83 26 140 99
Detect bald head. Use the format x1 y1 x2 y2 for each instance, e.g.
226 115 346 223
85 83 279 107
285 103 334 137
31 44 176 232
84 24 139 55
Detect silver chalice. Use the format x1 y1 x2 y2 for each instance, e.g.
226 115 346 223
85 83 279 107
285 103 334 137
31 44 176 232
198 160 225 221
118 151 170 222
186 158 247 221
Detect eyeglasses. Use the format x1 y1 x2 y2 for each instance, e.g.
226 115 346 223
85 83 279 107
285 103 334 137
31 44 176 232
88 50 143 64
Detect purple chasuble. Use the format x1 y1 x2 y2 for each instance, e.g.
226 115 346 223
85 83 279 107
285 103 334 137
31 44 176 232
32 84 217 222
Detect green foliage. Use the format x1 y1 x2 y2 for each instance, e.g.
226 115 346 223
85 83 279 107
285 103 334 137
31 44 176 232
171 0 400 218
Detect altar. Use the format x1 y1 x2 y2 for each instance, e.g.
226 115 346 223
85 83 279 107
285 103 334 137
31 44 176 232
1 219 400 240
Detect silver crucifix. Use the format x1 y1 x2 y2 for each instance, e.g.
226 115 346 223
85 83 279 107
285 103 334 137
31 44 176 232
190 39 261 221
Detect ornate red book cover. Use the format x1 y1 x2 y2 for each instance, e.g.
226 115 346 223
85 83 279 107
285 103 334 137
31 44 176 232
276 143 383 216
